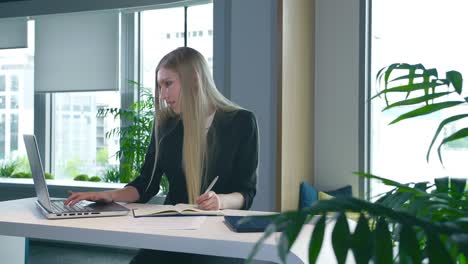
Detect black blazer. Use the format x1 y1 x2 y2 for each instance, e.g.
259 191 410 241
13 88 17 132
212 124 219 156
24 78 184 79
126 109 258 210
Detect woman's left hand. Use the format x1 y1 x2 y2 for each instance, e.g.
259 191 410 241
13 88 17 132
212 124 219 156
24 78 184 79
196 191 222 210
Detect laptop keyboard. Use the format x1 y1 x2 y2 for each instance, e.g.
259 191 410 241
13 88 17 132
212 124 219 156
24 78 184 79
51 201 94 213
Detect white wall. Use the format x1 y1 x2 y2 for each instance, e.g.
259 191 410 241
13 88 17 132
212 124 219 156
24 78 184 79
214 0 278 211
228 0 278 211
315 0 363 195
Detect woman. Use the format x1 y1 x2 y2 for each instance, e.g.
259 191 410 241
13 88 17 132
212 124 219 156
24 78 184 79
65 47 259 263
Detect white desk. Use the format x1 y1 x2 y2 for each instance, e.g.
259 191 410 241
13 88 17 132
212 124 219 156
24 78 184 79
0 198 338 264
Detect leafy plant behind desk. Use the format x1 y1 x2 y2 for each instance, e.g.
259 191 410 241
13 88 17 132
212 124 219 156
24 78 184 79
97 81 169 193
374 63 468 163
246 63 468 264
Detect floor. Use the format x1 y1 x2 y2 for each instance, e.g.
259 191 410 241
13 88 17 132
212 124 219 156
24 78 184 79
28 239 136 264
28 239 274 264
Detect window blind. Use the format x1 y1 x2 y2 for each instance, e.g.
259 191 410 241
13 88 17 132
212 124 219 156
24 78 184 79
34 11 119 92
0 17 27 49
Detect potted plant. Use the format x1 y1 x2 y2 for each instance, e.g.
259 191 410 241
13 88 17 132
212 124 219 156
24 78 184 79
246 63 468 263
97 81 169 192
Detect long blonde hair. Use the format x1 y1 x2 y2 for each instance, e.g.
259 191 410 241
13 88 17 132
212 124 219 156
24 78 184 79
152 47 241 204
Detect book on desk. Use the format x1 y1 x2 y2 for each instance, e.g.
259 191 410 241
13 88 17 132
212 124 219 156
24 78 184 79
132 204 224 217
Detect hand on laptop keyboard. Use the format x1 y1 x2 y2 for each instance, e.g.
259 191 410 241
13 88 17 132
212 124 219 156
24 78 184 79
64 191 113 206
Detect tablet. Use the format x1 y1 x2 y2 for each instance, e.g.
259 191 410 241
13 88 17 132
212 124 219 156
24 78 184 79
224 215 274 233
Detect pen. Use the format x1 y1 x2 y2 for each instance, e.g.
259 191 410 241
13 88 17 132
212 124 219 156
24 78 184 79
203 176 219 194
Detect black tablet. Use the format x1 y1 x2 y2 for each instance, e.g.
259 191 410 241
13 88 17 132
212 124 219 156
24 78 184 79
224 215 274 233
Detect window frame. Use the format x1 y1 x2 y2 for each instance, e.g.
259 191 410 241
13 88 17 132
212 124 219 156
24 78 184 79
35 3 210 186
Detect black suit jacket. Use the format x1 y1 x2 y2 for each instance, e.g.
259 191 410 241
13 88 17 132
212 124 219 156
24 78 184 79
126 109 258 210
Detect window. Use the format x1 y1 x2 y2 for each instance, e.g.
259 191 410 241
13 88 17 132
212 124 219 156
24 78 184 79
10 95 18 109
0 114 5 159
370 0 468 197
140 3 214 88
10 114 18 151
0 20 34 165
187 4 214 71
10 75 18 91
0 76 5 91
140 7 185 89
52 91 120 180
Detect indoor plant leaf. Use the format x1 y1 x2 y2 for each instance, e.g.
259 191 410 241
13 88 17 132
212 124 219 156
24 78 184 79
437 127 468 163
278 211 307 263
374 217 393 264
427 233 454 264
383 91 453 111
331 213 351 264
446 70 463 94
449 178 467 200
398 224 422 264
244 223 278 264
426 114 468 161
309 215 326 264
351 214 373 264
389 101 465 125
371 81 447 101
450 234 468 258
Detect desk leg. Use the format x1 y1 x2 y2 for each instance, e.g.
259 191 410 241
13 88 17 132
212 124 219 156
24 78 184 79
0 235 27 264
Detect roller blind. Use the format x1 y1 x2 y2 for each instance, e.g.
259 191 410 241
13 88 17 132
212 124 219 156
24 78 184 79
34 11 119 92
0 17 27 49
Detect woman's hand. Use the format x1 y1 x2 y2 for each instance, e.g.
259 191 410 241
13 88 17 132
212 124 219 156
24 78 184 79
64 191 113 206
196 191 222 210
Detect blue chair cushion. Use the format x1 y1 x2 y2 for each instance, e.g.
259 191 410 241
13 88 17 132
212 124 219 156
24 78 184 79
299 182 318 209
326 185 352 197
299 182 352 209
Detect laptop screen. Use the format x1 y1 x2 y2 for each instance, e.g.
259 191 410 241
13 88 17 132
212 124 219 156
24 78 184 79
23 134 53 211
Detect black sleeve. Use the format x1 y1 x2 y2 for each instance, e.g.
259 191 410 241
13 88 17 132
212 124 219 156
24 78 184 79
125 130 163 203
232 111 259 210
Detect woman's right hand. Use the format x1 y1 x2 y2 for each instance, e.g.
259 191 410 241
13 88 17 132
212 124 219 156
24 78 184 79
64 191 113 206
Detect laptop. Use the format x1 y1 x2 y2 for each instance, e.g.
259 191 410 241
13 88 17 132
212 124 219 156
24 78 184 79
23 134 130 219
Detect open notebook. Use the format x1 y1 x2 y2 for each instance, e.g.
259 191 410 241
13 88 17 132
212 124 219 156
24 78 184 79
132 204 224 217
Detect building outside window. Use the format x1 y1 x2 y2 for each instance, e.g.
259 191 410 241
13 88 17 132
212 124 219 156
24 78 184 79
140 7 185 89
10 75 19 91
187 4 213 71
52 92 120 180
0 21 34 167
0 76 5 91
140 3 214 89
370 0 468 197
10 114 18 152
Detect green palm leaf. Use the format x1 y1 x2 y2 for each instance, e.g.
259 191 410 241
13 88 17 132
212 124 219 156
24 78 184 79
371 81 446 100
331 213 351 264
244 223 278 264
450 234 468 257
389 69 438 83
351 214 372 264
426 114 468 161
389 101 464 125
278 212 307 263
427 234 454 264
309 215 326 264
437 127 468 163
446 70 463 94
399 224 422 264
383 91 453 111
374 217 393 264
